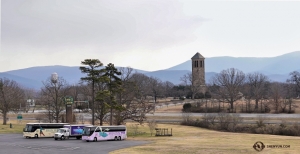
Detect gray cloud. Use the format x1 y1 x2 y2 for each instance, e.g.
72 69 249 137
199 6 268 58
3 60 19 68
2 0 205 53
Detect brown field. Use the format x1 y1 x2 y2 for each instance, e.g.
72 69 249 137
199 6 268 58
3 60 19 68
155 99 300 114
111 122 300 154
1 98 300 154
1 119 299 154
155 105 183 113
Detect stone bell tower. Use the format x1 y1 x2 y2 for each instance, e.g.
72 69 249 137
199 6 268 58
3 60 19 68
191 52 206 93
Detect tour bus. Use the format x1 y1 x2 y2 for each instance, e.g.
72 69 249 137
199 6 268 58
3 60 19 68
23 123 69 138
82 125 127 142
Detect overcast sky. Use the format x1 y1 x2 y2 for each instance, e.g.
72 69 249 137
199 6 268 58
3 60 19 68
1 0 300 72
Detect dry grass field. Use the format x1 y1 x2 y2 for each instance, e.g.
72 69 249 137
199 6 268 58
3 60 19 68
1 120 299 154
155 98 300 114
1 98 300 153
155 104 183 113
111 123 300 154
0 120 29 134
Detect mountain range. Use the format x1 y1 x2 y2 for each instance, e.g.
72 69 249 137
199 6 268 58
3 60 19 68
0 51 299 89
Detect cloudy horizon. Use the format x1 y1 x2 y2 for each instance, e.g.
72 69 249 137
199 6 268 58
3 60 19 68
1 0 300 72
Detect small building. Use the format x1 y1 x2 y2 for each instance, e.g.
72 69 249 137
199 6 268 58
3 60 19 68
27 99 35 107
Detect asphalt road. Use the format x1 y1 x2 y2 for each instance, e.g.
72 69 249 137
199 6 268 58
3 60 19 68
148 113 300 118
0 134 148 154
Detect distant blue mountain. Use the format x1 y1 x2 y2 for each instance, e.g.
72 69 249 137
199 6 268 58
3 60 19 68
1 65 150 89
1 51 299 89
145 70 216 85
167 51 300 75
0 72 42 89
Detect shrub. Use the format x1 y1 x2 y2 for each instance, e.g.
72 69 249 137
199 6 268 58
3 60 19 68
182 112 192 122
217 112 232 130
130 124 139 136
256 116 266 128
265 124 276 134
147 120 157 136
182 103 192 112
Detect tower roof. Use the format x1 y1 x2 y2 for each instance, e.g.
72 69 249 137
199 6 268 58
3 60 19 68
191 52 205 59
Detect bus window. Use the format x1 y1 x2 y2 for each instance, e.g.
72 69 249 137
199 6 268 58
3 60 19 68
82 127 95 136
82 128 90 135
24 125 33 132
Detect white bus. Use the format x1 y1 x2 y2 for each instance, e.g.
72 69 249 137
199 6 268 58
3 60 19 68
23 123 69 138
82 125 127 142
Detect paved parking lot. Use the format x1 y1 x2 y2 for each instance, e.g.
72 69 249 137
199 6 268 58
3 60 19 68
0 134 148 154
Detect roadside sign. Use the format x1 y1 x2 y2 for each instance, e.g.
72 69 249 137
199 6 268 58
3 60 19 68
17 114 22 120
64 96 74 105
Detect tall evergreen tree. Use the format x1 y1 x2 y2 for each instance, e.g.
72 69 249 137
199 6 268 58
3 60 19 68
79 59 103 125
103 63 122 125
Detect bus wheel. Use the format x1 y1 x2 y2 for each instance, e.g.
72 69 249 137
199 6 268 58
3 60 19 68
54 138 58 140
35 134 38 138
118 136 121 141
93 137 97 142
86 140 89 142
114 136 118 141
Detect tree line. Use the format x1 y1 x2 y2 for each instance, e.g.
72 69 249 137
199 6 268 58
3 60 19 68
0 59 183 125
182 68 300 113
1 62 299 125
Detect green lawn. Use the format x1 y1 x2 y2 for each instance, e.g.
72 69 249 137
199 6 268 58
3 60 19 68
0 123 24 134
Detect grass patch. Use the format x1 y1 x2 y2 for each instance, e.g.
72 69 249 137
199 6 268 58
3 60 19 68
0 120 27 134
111 123 300 154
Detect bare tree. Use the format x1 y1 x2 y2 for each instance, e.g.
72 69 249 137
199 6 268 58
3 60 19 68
149 77 163 112
0 78 25 124
172 85 186 99
282 82 297 113
162 81 175 97
241 83 253 112
23 88 38 113
40 77 69 123
181 72 204 99
67 84 81 111
114 67 135 125
207 84 225 112
269 82 284 113
245 72 269 111
124 73 154 124
212 68 245 111
79 84 92 112
147 119 157 136
287 71 300 98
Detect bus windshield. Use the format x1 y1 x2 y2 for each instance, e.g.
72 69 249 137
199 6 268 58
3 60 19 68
24 124 33 132
82 127 95 136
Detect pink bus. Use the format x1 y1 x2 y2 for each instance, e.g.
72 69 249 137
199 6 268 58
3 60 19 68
82 125 127 142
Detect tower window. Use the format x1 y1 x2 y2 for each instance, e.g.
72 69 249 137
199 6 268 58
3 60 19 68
194 61 199 67
200 61 202 67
